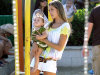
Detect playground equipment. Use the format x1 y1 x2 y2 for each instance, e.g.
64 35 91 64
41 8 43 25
13 0 52 75
13 0 20 75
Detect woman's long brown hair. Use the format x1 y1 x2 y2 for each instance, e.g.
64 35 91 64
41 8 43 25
49 0 68 28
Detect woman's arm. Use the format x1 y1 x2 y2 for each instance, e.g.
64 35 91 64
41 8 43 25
87 23 93 42
40 34 67 51
0 35 8 41
73 5 77 13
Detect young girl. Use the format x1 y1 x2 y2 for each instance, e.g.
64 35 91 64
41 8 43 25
30 13 48 73
30 1 71 75
63 0 77 22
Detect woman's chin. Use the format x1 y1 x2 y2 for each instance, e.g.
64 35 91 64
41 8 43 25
51 16 55 19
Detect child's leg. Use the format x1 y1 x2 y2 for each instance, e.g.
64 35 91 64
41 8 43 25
32 48 43 72
30 42 38 62
30 67 40 75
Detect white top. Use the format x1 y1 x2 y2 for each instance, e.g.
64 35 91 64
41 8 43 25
63 4 76 18
41 22 71 60
32 9 48 29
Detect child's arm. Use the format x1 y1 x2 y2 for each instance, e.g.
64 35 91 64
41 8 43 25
36 30 48 40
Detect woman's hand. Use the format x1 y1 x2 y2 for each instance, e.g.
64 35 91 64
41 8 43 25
37 38 47 43
82 48 89 57
0 35 9 42
36 35 40 40
36 35 47 42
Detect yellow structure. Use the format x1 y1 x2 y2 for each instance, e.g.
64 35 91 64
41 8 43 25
25 0 31 75
24 0 53 74
13 0 90 74
48 0 52 21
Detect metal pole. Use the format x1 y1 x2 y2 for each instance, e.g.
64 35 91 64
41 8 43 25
25 0 31 74
84 0 89 75
48 0 52 21
13 0 20 75
18 0 24 72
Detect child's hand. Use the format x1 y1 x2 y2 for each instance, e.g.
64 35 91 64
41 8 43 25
38 38 47 43
36 35 41 40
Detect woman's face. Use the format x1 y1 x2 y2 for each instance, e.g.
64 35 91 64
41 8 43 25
40 0 47 7
49 5 58 19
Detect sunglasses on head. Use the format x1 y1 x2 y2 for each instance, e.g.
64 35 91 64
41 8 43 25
40 0 47 2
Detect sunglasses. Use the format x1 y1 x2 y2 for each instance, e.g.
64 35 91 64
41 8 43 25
40 0 47 2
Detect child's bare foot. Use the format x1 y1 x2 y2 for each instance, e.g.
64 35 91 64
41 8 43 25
33 67 37 72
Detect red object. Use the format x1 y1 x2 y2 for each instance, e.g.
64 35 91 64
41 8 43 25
18 0 24 72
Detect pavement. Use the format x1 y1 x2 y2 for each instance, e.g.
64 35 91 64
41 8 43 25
57 65 93 75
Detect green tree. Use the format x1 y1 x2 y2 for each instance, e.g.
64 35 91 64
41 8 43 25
0 0 12 15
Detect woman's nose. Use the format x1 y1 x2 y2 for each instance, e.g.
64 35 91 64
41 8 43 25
49 11 51 14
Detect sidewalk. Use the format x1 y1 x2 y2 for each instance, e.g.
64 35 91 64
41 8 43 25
57 65 92 75
57 67 84 75
0 46 93 75
0 50 15 75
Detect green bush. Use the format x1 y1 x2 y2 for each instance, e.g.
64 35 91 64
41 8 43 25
67 9 92 46
0 15 13 25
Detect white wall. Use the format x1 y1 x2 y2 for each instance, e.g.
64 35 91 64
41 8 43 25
57 46 92 67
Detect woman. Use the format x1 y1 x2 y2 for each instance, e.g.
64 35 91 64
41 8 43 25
32 0 48 28
0 24 14 66
30 1 71 75
63 0 77 23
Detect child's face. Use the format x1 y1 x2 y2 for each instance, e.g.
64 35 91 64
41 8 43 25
49 5 58 19
66 1 73 7
33 17 44 27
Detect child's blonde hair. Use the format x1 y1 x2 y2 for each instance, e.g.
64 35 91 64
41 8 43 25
34 13 44 23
